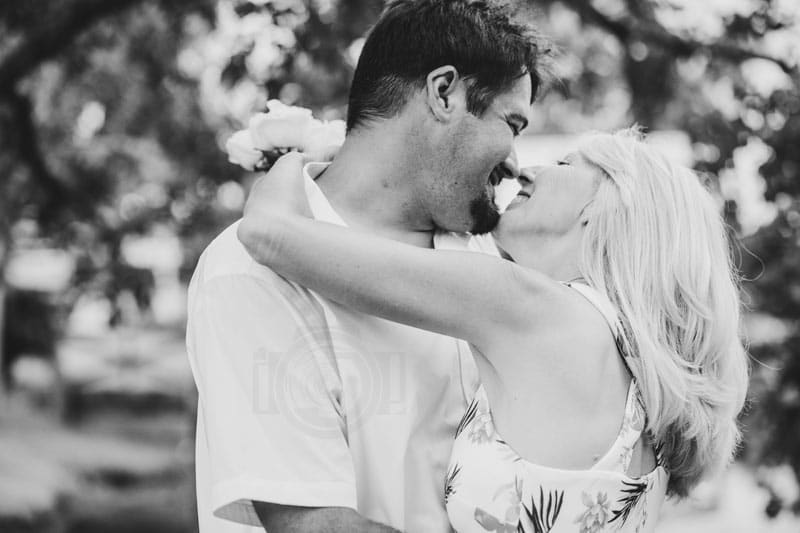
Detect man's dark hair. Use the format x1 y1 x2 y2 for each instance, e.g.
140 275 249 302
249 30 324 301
346 0 546 132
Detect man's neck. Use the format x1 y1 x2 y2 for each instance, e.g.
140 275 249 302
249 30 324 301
314 123 436 248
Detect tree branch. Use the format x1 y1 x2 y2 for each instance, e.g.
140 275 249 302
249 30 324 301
0 0 145 92
1 89 71 207
557 0 630 42
635 21 796 74
555 0 797 74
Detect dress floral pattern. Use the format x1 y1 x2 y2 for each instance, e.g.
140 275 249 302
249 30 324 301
575 491 612 533
445 283 669 533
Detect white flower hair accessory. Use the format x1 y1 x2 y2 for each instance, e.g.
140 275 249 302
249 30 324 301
225 100 345 171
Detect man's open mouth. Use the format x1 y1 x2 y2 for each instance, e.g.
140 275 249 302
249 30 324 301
489 167 504 187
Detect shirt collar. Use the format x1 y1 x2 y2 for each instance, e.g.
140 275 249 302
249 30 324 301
302 162 347 227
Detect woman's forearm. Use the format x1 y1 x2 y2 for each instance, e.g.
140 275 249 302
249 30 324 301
238 211 460 335
238 212 292 271
237 210 543 349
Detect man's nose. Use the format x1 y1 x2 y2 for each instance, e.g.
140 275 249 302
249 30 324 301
500 149 520 180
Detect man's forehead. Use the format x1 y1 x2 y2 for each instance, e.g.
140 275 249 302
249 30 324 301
494 76 533 116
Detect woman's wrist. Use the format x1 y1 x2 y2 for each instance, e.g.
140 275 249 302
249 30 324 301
238 211 291 266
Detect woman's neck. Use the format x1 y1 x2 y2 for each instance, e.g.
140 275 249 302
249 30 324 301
498 233 583 282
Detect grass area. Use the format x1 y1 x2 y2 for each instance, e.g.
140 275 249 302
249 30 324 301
3 390 800 532
657 466 800 532
0 396 196 533
3 319 798 533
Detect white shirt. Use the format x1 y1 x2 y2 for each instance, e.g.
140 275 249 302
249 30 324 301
186 163 497 532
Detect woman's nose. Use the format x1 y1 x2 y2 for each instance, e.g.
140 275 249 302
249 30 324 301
517 166 541 186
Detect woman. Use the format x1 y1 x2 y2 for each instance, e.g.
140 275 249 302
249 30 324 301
237 128 749 532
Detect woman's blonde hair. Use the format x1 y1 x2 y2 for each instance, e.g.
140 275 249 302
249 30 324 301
577 127 749 497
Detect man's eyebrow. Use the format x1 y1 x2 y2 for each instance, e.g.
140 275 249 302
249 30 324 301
507 113 529 133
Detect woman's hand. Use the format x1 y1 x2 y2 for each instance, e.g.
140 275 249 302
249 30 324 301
238 151 311 265
243 151 312 220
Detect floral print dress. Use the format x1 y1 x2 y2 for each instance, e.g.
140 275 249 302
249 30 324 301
444 283 669 533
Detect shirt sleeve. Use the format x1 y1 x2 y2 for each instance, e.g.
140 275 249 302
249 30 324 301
186 268 357 526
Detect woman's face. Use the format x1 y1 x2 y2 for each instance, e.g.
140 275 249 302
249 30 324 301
494 153 602 250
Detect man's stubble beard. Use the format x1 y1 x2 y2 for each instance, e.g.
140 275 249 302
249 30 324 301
469 194 502 235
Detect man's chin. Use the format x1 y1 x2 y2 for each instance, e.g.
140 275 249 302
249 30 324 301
469 199 501 235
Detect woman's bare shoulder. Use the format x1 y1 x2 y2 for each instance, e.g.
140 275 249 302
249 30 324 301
483 278 623 391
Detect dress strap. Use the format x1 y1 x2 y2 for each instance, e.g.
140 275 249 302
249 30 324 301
592 380 647 473
563 282 625 341
563 281 636 373
564 282 651 474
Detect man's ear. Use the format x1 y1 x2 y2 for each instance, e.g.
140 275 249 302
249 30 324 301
426 65 462 122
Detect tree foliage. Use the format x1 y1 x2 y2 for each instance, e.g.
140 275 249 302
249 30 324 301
0 0 799 513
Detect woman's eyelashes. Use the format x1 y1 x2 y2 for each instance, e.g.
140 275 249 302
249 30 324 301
556 159 569 166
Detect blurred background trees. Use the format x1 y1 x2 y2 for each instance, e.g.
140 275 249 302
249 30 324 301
1 0 799 530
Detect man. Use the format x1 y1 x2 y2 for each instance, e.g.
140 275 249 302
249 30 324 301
186 1 544 531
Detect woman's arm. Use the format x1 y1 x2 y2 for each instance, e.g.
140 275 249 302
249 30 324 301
236 156 555 349
239 212 546 349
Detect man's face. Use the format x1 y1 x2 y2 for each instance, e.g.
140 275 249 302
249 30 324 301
425 75 532 234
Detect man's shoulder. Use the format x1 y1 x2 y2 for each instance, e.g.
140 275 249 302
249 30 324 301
194 220 274 285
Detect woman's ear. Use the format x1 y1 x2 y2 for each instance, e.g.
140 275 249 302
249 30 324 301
426 65 462 122
578 204 592 228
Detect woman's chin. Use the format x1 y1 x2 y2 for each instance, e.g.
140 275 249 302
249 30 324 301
504 195 528 210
